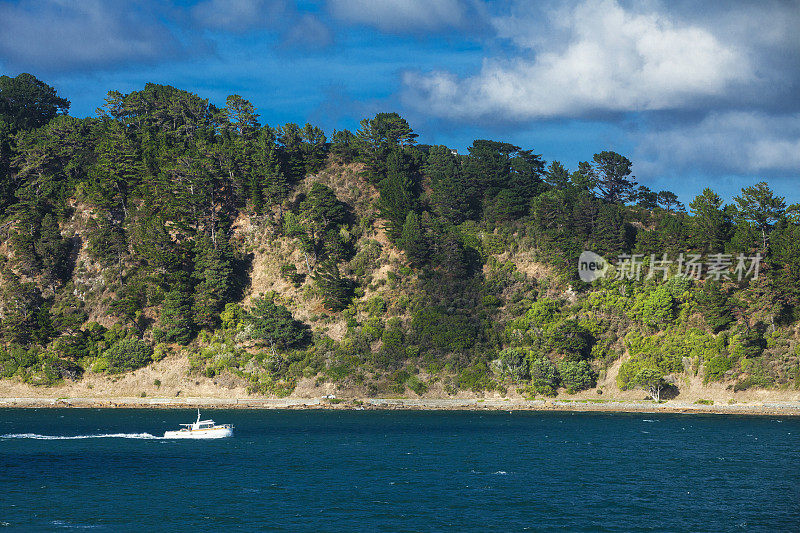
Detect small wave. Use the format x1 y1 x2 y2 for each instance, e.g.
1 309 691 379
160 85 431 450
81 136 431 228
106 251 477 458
493 471 508 475
642 419 657 423
1 432 160 440
51 520 103 529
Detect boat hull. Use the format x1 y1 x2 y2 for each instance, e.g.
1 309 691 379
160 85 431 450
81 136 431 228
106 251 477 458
163 427 233 439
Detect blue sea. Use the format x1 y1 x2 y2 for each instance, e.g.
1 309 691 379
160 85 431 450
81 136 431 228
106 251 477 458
0 409 798 532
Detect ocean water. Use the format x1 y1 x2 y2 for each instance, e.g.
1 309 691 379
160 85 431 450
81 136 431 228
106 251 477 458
0 409 798 532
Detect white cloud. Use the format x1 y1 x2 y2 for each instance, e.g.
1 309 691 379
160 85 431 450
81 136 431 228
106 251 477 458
282 14 334 50
402 0 753 120
191 0 289 33
328 0 485 33
637 112 800 176
0 0 182 72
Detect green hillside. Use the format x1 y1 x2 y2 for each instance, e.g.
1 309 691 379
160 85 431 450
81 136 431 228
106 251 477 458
1 73 799 399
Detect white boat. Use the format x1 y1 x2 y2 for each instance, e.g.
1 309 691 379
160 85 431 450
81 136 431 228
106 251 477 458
163 409 234 439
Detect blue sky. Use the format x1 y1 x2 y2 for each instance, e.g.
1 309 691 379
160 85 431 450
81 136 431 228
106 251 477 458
1 0 798 205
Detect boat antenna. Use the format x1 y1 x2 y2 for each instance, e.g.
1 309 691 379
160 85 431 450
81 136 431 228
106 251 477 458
196 408 201 423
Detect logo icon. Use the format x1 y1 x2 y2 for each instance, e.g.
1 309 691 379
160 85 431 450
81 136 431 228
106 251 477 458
578 251 608 282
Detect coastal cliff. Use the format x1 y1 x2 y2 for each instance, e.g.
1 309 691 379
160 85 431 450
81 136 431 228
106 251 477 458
2 75 800 405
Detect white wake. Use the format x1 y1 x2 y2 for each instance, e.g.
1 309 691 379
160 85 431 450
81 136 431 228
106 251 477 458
1 432 161 440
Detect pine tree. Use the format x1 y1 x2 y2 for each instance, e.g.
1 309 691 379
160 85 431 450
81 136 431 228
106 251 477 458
245 296 309 351
192 233 233 329
223 94 260 138
697 280 733 332
255 126 289 208
656 190 682 212
0 118 13 212
312 259 353 312
690 188 730 253
355 112 417 182
426 145 473 224
579 151 637 203
294 183 349 265
301 123 327 174
88 120 144 218
0 73 70 131
0 262 43 344
544 161 571 188
278 123 306 182
36 213 70 290
330 129 358 163
734 182 786 252
399 211 428 266
378 148 419 240
86 219 127 267
9 209 41 274
158 278 194 344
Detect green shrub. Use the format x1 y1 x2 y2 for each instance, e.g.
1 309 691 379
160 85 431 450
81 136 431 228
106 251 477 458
349 240 382 277
280 263 304 287
733 375 774 392
558 360 596 393
704 355 732 383
0 346 38 378
362 317 384 342
103 338 153 373
504 299 560 346
245 296 310 349
549 320 594 361
50 334 92 360
365 295 387 316
481 233 506 255
732 324 766 359
411 307 479 353
618 360 668 400
379 322 405 367
220 303 245 331
458 362 493 392
636 284 676 326
26 354 83 386
529 356 559 396
523 299 560 327
624 328 716 375
407 374 428 395
498 347 530 380
481 294 502 307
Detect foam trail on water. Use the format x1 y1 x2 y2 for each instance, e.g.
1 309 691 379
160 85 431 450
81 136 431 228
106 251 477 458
1 432 161 440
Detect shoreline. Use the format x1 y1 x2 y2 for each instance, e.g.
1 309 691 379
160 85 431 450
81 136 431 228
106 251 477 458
2 396 800 416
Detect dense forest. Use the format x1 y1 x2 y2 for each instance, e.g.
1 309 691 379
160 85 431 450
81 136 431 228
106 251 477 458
1 73 799 399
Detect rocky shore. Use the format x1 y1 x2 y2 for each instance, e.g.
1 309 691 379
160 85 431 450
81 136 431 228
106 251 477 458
2 396 800 416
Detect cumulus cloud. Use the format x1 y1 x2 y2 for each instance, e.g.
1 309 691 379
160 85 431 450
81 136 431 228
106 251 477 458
328 0 488 34
191 0 290 33
281 14 334 50
0 0 184 72
637 112 800 176
402 0 754 121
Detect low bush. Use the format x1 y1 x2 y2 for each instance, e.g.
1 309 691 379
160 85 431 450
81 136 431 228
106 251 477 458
529 356 559 396
103 338 153 373
558 360 596 393
458 362 493 392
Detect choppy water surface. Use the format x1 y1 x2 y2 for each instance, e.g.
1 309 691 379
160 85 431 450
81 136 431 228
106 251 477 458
1 409 798 532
